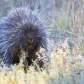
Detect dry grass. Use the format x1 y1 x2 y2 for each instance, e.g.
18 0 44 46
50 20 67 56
0 39 84 84
0 0 84 84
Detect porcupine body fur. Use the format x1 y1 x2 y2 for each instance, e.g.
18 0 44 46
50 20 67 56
0 7 47 67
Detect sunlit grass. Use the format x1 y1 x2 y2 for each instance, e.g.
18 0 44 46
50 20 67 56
0 39 84 84
0 1 84 84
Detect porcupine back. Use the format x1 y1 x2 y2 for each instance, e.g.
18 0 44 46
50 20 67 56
0 7 47 66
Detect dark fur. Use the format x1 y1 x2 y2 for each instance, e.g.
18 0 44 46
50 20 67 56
0 8 47 67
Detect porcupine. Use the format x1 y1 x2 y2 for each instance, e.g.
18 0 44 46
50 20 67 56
0 7 47 68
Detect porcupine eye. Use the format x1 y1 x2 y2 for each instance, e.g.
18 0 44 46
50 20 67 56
27 37 34 43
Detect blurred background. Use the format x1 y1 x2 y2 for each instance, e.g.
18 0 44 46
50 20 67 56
0 0 84 54
0 0 84 17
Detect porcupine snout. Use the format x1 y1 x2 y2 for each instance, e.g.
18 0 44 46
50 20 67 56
26 34 36 49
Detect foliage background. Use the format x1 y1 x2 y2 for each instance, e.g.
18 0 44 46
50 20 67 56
0 0 84 84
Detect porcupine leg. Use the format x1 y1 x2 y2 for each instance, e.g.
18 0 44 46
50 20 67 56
12 49 21 64
12 55 20 64
26 57 32 66
38 60 44 68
